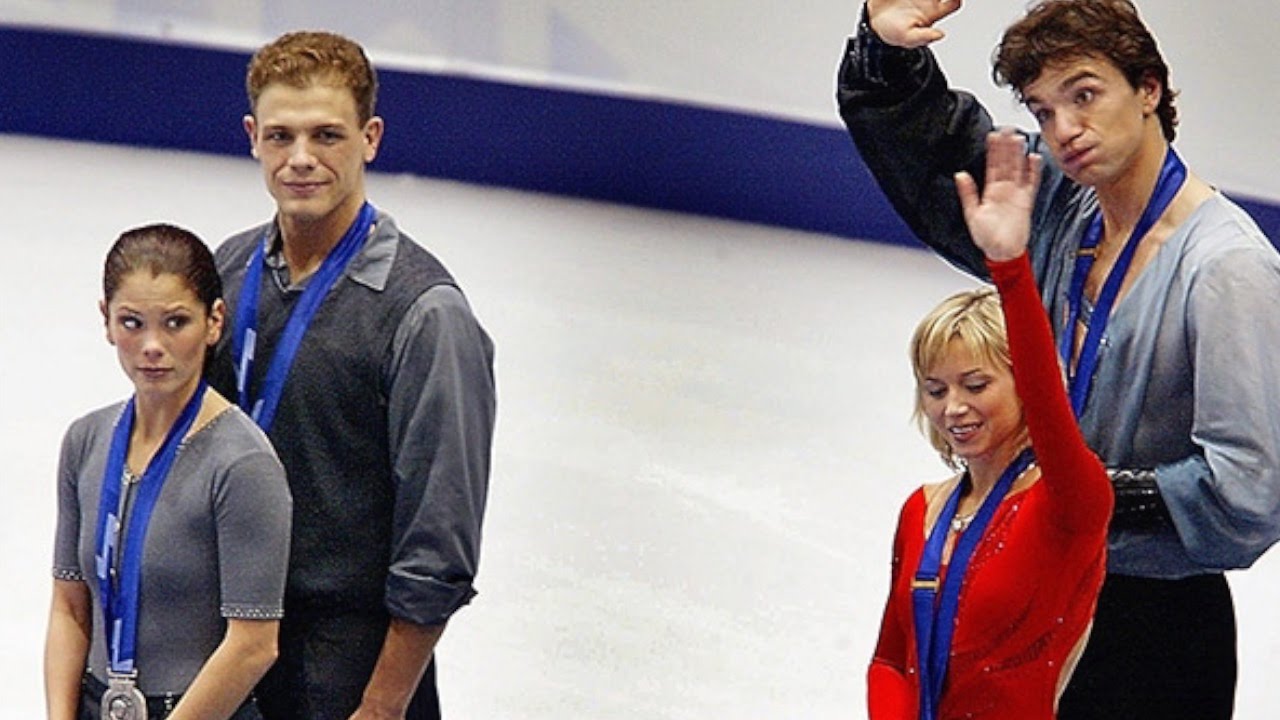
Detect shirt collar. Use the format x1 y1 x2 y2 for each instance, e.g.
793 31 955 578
263 210 397 292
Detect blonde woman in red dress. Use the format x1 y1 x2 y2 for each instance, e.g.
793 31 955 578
869 130 1112 719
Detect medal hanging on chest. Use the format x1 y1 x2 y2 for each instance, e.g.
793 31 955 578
102 675 148 719
93 381 207 717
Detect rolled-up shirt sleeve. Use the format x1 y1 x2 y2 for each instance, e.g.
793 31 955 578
383 284 496 626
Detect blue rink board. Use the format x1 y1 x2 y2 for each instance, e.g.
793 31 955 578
2 25 1277 247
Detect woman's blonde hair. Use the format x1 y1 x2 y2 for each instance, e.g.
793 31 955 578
909 287 1023 469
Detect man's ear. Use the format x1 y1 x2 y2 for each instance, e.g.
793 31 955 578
244 114 260 159
1140 74 1162 115
363 116 385 163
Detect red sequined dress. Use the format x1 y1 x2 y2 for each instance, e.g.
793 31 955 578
867 254 1113 719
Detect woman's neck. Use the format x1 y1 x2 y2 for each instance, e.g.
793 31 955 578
130 380 204 460
965 442 1027 500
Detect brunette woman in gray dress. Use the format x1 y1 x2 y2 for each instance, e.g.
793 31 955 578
44 224 291 719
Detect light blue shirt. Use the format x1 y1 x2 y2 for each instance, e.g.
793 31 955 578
838 32 1280 578
1032 187 1280 577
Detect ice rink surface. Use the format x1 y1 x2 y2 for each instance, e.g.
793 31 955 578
5 133 1280 717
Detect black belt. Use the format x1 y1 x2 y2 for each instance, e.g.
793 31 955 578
82 672 181 717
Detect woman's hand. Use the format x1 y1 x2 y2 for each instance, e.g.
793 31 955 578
164 619 279 719
955 128 1042 262
867 0 963 48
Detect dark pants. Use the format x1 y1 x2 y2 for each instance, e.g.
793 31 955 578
1058 573 1237 720
256 611 440 720
79 673 262 719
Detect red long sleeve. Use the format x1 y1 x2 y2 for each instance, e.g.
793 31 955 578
987 253 1114 535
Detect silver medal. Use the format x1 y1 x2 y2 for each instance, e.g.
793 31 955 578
102 674 148 720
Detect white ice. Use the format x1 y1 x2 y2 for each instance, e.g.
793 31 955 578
4 133 1280 718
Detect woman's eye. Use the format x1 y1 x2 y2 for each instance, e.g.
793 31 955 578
120 316 141 330
166 316 190 330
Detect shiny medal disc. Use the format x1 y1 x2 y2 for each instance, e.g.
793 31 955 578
102 675 148 720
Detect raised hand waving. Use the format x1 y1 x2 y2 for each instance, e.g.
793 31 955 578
955 129 1043 262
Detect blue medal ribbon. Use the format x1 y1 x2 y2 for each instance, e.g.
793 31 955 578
93 380 208 675
1058 149 1186 417
912 448 1035 720
232 202 376 431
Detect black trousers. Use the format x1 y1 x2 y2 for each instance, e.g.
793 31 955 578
256 611 440 720
1058 573 1237 720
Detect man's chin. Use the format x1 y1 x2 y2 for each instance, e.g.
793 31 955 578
1058 164 1099 189
275 200 328 225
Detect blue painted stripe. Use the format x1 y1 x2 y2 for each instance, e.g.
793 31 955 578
3 25 1277 246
